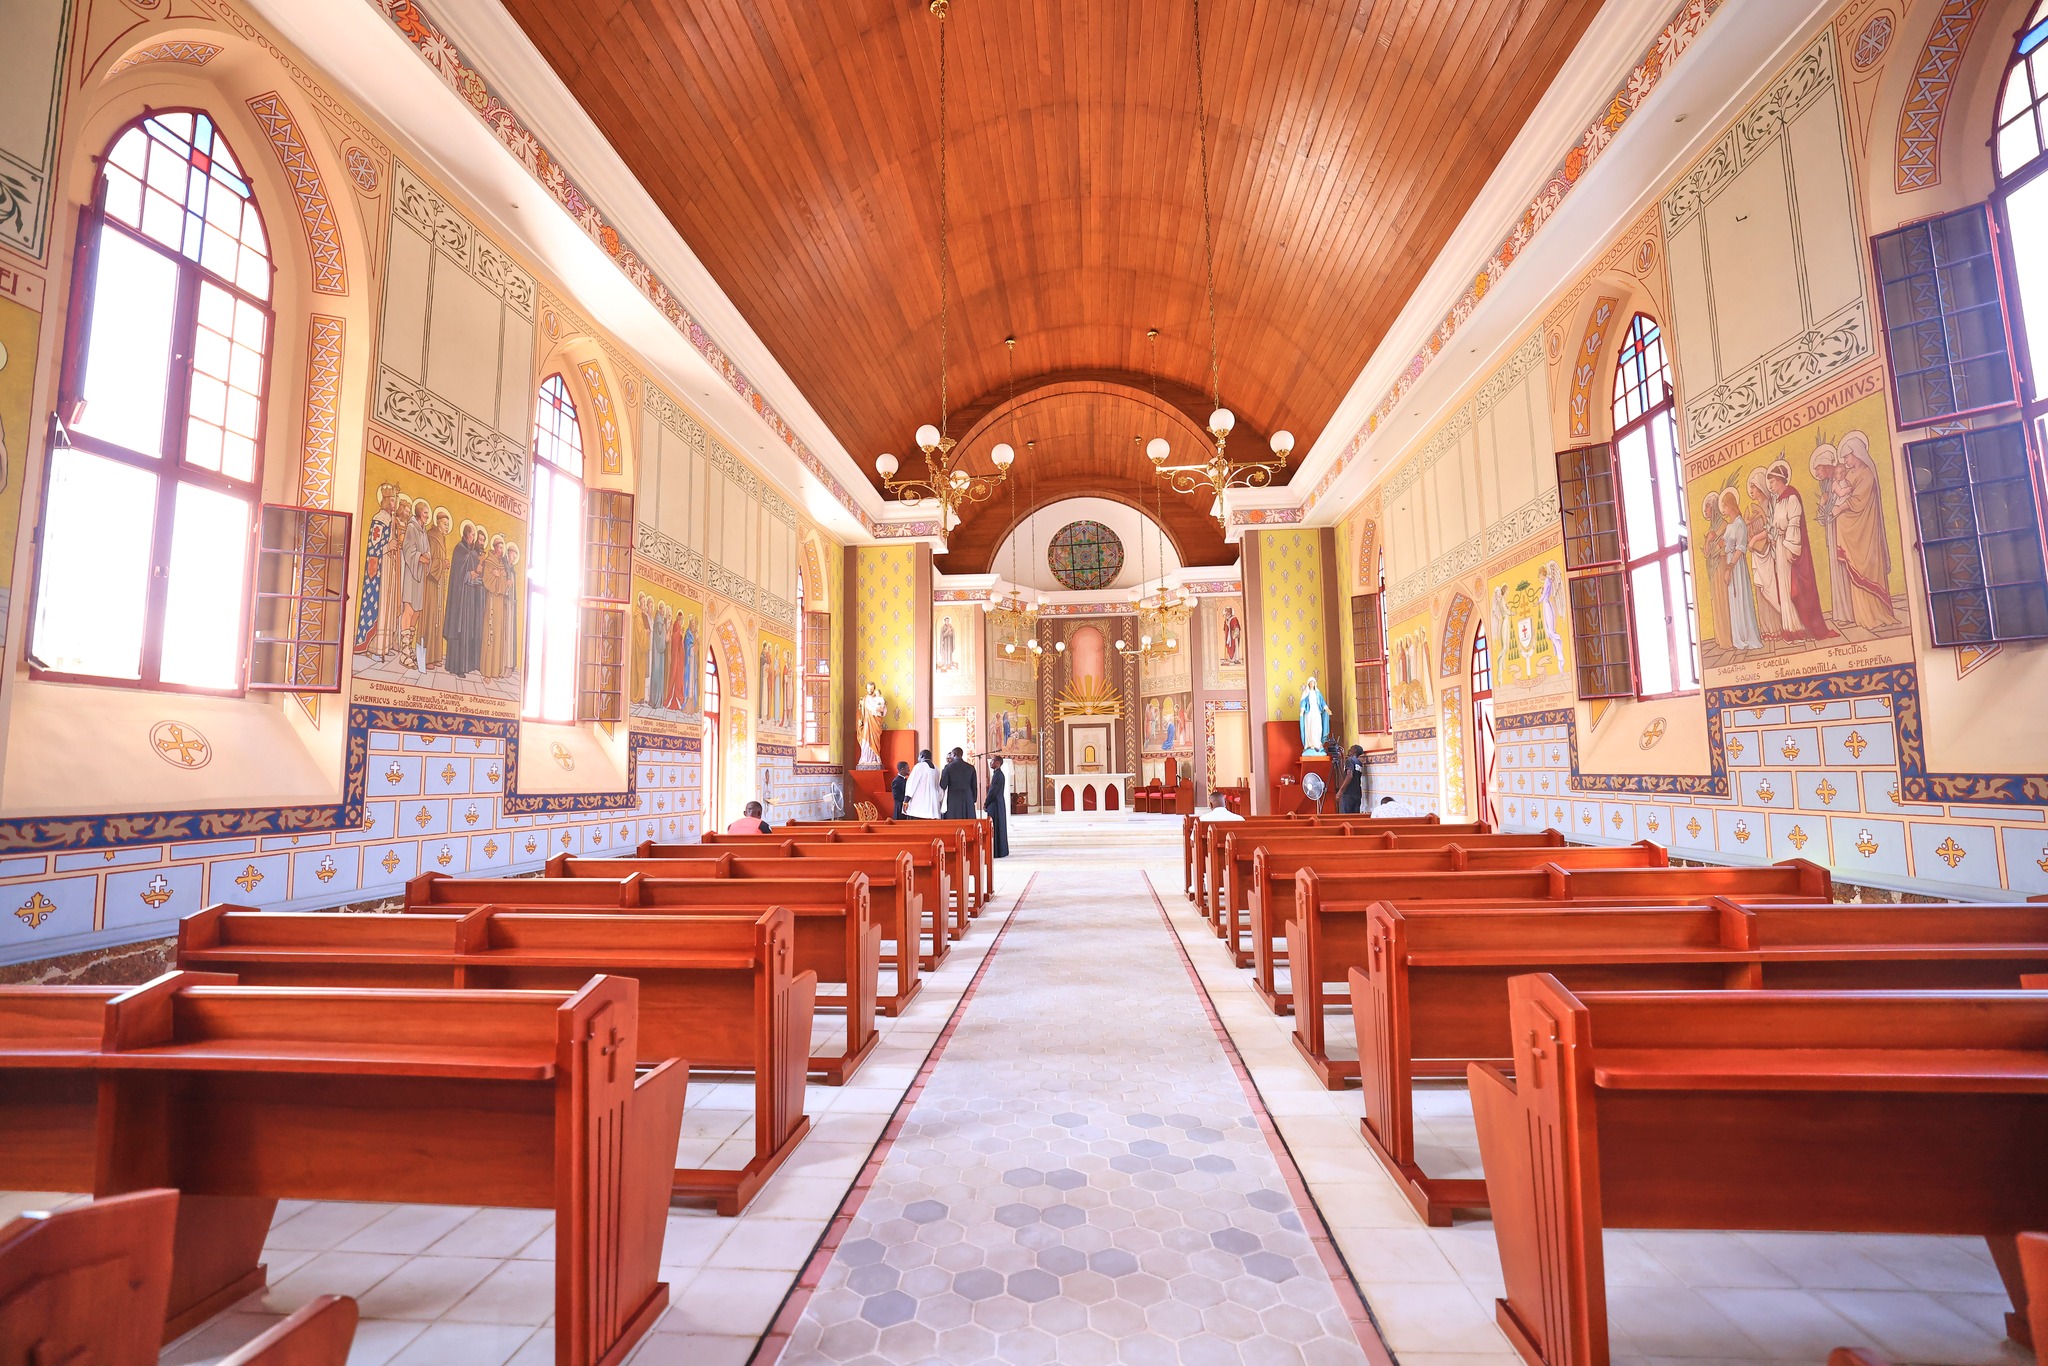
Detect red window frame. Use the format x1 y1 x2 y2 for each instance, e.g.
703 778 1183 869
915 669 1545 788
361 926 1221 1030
1608 314 1700 701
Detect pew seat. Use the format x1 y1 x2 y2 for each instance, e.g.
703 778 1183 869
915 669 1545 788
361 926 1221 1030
1471 977 2048 1366
0 972 685 1366
177 903 814 1215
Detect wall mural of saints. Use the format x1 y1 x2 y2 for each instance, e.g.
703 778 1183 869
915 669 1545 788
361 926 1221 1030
630 579 702 726
1389 617 1434 725
758 634 797 732
1688 392 1909 675
351 450 526 713
989 695 1037 756
1199 595 1249 691
1143 692 1192 752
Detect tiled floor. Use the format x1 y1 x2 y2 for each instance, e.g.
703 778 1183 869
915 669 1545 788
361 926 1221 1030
1 815 2032 1365
774 854 1377 1365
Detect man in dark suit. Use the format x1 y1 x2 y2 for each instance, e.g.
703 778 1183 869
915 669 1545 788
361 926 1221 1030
890 760 910 820
1335 744 1366 814
939 747 979 820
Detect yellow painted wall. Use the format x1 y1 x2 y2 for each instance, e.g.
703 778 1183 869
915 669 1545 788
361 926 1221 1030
1253 528 1330 721
854 545 920 730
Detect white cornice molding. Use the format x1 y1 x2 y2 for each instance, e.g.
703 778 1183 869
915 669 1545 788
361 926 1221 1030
240 0 884 541
1294 0 1841 526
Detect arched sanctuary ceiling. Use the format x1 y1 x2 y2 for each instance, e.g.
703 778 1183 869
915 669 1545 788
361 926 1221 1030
500 0 1608 553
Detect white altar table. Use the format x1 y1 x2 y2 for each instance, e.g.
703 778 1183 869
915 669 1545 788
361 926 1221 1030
1050 773 1131 814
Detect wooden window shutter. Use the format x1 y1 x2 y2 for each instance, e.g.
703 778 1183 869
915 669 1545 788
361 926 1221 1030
248 504 353 692
1905 420 2048 644
1871 204 2021 429
1349 592 1388 733
1554 443 1636 699
577 490 634 721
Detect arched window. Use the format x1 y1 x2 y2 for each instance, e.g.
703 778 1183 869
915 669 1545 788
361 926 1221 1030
1609 314 1700 697
524 375 584 722
1470 625 1494 825
32 111 274 690
702 649 722 832
1997 0 2048 418
1347 546 1389 733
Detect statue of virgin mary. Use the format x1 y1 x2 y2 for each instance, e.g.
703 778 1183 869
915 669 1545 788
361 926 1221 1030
1298 676 1331 758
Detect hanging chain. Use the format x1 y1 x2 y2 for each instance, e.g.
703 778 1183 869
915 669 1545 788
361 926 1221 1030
937 5 951 440
1005 339 1019 589
1191 0 1221 412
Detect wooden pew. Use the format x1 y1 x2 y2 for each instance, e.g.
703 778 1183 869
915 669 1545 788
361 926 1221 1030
581 843 937 995
639 837 953 972
0 971 685 1366
1201 818 1489 933
406 871 879 1083
1234 832 1582 999
786 818 994 916
0 1188 360 1365
1348 897 2048 1223
1471 976 2048 1366
1285 860 1832 1070
177 903 814 1215
704 828 975 940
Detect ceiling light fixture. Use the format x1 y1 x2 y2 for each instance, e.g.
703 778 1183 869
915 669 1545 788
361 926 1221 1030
874 0 1013 540
1000 341 1045 676
1147 0 1292 528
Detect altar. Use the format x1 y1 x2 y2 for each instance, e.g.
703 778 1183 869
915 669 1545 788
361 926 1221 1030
1050 772 1131 813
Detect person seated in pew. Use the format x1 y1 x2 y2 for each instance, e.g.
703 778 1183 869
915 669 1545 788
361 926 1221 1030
1199 791 1244 822
726 800 772 834
891 760 910 819
1372 794 1422 818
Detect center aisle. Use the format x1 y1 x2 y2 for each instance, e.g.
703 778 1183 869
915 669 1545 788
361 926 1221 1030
773 822 1380 1364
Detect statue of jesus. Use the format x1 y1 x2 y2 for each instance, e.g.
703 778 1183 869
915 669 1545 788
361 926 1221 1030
1298 676 1331 758
856 682 886 769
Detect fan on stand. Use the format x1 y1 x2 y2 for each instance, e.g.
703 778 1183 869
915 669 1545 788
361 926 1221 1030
1300 770 1327 815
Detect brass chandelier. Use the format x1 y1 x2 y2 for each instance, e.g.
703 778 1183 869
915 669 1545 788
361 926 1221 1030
1146 0 1292 526
1116 434 1185 662
874 0 1014 534
999 347 1047 678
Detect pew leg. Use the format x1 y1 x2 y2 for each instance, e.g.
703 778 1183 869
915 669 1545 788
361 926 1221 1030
163 1195 278 1342
1985 1233 2039 1350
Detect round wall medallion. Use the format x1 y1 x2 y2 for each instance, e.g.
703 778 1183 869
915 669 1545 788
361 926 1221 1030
1639 717 1667 750
1047 520 1125 591
1853 13 1894 70
150 721 212 770
550 742 576 771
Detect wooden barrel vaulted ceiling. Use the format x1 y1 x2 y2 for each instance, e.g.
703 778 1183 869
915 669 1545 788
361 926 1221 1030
500 0 1609 569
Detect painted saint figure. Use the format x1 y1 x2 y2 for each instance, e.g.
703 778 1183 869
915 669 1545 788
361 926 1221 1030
1814 434 1896 629
857 682 886 769
424 509 452 669
681 618 699 712
1717 488 1765 651
353 486 397 653
442 524 486 677
937 617 956 672
646 601 670 709
1298 676 1331 757
1221 606 1243 665
1752 460 1835 642
400 498 430 669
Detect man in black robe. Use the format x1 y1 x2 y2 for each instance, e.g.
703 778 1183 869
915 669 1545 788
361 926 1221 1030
985 755 1011 858
939 747 978 820
442 526 487 677
890 761 910 820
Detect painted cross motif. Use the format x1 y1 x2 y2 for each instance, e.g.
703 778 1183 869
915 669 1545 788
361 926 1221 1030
1934 837 1967 869
141 874 173 909
1756 780 1777 803
1888 780 1902 805
381 850 401 874
484 839 500 858
551 742 575 771
414 807 432 828
1645 815 1660 833
560 831 573 848
441 763 457 784
15 893 56 929
525 837 538 855
1844 731 1869 759
2036 847 2048 875
1733 819 1752 844
463 803 480 826
1728 737 1745 760
1815 778 1838 806
1786 824 1809 851
315 855 337 884
385 760 406 785
436 844 453 868
1780 737 1801 761
235 865 265 893
1685 816 1703 838
1855 828 1880 858
487 764 502 784
151 722 211 769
